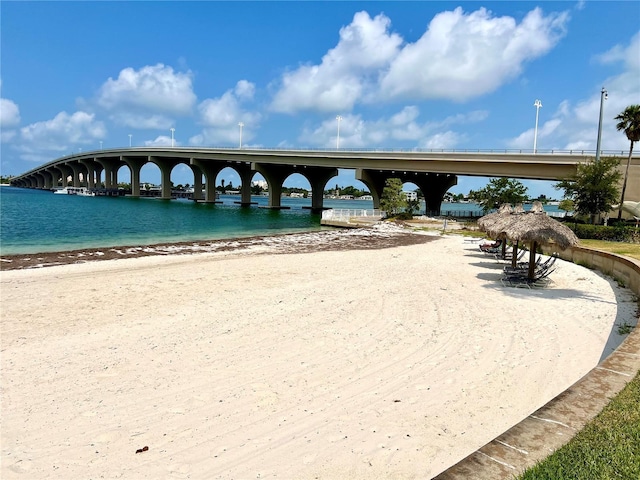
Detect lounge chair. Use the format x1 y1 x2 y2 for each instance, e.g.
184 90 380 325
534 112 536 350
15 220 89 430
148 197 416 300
501 265 556 288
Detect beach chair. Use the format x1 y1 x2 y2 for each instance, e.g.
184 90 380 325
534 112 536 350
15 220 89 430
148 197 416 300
501 266 556 289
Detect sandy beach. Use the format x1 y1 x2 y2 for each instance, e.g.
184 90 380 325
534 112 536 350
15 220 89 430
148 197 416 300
1 227 637 479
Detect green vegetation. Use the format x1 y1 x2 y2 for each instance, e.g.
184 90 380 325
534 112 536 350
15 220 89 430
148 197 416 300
468 177 528 213
579 239 640 261
380 178 408 217
0 175 14 184
555 156 622 224
516 371 640 480
615 104 640 220
569 223 639 243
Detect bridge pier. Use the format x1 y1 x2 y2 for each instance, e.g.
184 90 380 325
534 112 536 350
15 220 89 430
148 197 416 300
414 173 457 215
190 159 223 203
150 157 179 199
95 157 121 190
254 163 337 210
356 169 457 214
235 163 257 206
122 157 147 197
67 162 85 188
306 167 338 212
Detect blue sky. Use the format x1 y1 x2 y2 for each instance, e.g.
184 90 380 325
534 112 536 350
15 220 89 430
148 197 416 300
1 1 639 198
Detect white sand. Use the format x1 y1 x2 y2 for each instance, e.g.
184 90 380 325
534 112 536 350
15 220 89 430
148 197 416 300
1 233 637 479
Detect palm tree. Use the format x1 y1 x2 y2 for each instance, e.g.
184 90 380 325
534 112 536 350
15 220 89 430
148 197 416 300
615 104 640 220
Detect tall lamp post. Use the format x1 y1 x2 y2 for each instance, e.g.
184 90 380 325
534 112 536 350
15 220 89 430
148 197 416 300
595 87 608 162
533 99 542 154
336 115 342 149
170 128 175 147
99 141 103 150
128 134 132 147
238 122 244 148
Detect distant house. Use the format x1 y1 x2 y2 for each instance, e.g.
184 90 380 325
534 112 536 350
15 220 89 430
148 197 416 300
403 191 418 201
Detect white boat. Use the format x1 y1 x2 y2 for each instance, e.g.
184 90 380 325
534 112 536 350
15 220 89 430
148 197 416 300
53 186 95 196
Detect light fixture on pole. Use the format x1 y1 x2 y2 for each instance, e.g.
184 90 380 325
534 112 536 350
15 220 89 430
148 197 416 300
595 87 608 162
533 99 542 154
128 134 132 147
238 122 244 148
336 115 342 149
170 128 175 147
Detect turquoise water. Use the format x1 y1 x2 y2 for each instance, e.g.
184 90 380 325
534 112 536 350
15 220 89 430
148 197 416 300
0 187 561 255
0 187 375 255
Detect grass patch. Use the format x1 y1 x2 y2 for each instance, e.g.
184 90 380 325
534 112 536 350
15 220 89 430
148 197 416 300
516 371 640 480
579 239 640 261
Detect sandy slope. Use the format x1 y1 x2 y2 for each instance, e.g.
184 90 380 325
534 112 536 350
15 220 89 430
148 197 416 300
1 233 636 479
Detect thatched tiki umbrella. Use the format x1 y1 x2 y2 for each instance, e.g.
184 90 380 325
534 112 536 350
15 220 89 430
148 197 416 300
478 204 526 266
477 204 513 258
505 202 580 280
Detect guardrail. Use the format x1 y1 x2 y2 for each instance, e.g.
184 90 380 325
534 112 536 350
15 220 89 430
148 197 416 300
321 209 384 222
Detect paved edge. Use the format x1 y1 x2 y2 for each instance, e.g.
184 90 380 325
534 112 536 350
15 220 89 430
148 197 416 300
433 246 640 480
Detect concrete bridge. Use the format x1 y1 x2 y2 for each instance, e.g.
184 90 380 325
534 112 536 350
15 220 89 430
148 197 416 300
9 147 640 214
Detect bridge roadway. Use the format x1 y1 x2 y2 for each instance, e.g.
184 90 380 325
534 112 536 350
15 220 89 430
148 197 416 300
9 148 640 214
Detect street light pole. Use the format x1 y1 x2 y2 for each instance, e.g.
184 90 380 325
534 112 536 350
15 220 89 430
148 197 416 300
336 115 342 149
128 134 132 147
238 122 244 148
533 99 542 154
99 141 103 150
170 128 175 147
595 87 608 162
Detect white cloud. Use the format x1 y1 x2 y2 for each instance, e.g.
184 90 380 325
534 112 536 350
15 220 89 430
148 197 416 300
298 106 486 149
193 81 261 145
595 31 640 71
0 98 21 128
97 64 196 127
144 135 175 147
13 111 106 162
270 11 403 113
380 7 569 102
507 32 640 153
270 7 568 114
419 131 466 149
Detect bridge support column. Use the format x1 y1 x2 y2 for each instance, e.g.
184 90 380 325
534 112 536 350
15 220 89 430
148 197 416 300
233 163 256 206
58 165 72 187
46 168 60 188
35 174 45 189
67 162 84 187
412 173 457 215
306 167 338 212
356 169 457 215
190 159 223 203
253 164 291 209
190 164 203 201
95 158 120 190
79 159 99 189
40 171 53 189
150 157 179 200
355 169 387 209
122 157 146 197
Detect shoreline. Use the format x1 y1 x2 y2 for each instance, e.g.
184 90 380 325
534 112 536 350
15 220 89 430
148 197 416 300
0 223 436 271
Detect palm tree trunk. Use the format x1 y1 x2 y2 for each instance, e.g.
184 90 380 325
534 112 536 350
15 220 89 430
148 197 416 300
618 141 634 220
